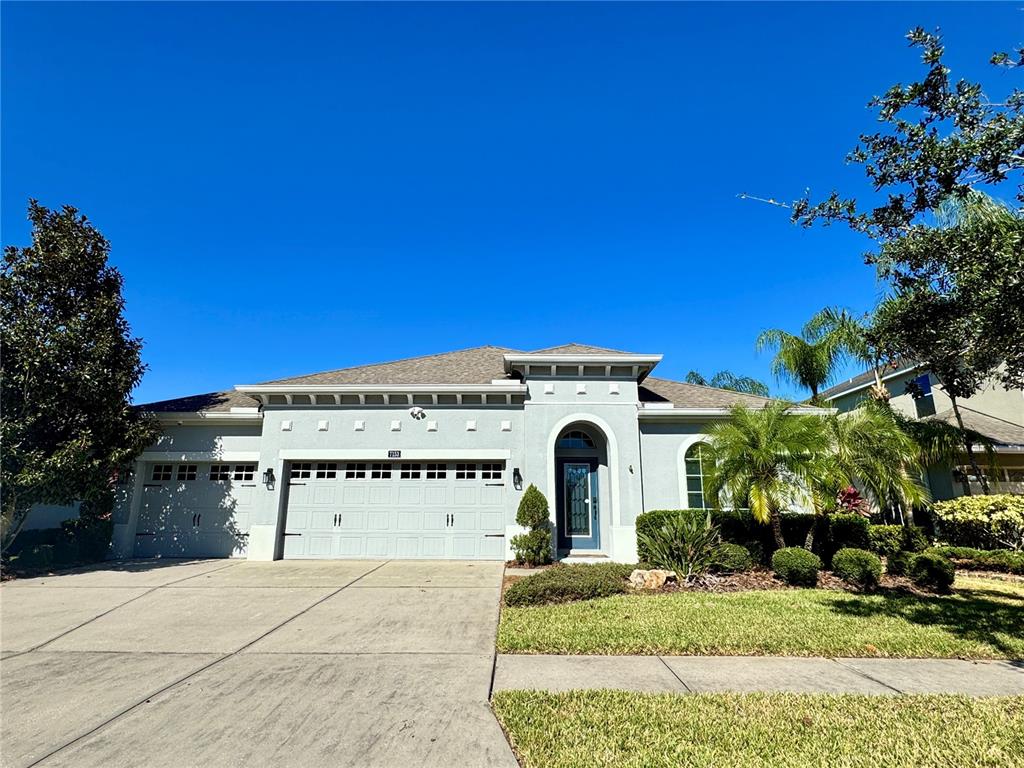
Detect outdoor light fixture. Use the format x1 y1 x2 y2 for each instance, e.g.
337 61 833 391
513 467 523 491
263 467 275 490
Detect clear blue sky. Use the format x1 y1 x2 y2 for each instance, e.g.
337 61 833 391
3 2 1018 403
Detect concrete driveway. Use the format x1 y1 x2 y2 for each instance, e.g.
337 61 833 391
0 559 516 768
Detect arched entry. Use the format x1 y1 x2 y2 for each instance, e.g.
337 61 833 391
553 423 608 552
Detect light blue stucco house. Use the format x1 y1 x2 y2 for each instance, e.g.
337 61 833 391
106 344 821 563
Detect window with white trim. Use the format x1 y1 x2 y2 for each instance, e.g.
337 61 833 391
370 463 392 480
426 463 447 480
684 443 711 509
400 463 422 480
315 462 337 479
177 464 198 481
233 464 257 481
456 463 477 480
291 463 312 479
481 463 502 480
152 464 173 481
345 463 367 479
210 464 231 481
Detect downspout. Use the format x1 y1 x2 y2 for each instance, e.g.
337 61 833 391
636 405 646 515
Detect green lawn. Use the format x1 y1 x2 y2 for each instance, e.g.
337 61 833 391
498 576 1024 658
492 690 1024 768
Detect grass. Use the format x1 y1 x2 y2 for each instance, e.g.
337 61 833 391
498 575 1024 658
492 690 1024 768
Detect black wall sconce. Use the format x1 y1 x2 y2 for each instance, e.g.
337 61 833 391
263 467 276 490
512 467 523 491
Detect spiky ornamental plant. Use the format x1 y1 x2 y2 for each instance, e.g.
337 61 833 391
1 202 159 552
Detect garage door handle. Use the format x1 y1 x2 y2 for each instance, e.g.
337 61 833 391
191 513 196 527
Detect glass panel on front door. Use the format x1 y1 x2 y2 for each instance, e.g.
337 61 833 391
565 463 591 536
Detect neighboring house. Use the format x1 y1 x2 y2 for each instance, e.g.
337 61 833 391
821 362 1024 500
108 343 823 563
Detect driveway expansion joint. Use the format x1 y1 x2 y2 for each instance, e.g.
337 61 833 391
657 655 692 692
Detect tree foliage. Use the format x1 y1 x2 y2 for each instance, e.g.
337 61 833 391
755 322 843 404
685 370 769 397
1 201 158 551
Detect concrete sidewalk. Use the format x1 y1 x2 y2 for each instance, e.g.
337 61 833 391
493 654 1024 696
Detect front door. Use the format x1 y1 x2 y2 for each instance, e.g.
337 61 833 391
556 459 600 551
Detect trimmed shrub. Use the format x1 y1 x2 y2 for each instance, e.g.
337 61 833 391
824 514 871 560
929 546 1024 575
638 512 720 580
503 563 633 607
910 551 955 592
868 525 930 557
886 550 918 576
515 484 550 529
832 547 882 590
709 543 753 574
511 485 552 566
771 547 822 586
931 494 1024 551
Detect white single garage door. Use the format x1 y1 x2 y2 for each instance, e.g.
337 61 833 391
282 461 506 560
134 462 255 558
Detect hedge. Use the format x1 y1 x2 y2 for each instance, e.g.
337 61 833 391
832 548 882 590
771 547 821 586
910 551 955 592
636 509 867 565
928 546 1024 575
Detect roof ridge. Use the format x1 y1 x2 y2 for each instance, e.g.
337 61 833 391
258 344 520 385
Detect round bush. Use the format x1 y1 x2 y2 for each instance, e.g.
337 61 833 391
771 547 822 587
709 543 753 574
910 551 955 592
832 547 882 589
886 550 918 576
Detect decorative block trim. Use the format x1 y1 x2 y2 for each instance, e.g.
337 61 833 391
427 420 438 432
465 420 477 431
353 420 366 431
317 420 329 431
390 420 402 432
281 420 293 431
500 420 512 432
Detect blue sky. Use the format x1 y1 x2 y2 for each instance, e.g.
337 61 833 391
3 2 1018 403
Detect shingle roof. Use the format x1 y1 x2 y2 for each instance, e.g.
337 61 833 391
639 377 776 409
139 390 258 413
820 360 923 401
139 343 783 413
923 406 1024 448
262 345 518 386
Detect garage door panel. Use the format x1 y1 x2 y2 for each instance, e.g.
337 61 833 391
282 461 506 560
312 486 335 504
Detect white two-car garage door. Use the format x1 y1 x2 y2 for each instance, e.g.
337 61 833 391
282 461 506 560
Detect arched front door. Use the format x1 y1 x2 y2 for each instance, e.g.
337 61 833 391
554 427 605 552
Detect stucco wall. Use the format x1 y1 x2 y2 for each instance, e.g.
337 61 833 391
638 421 710 511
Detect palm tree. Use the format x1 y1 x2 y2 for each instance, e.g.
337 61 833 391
825 403 930 525
804 307 890 399
704 402 831 549
685 370 770 397
755 327 842 405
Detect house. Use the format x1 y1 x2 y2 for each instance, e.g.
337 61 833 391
821 362 1024 500
107 344 824 563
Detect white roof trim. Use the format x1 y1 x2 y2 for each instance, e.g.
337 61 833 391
822 364 923 401
638 405 834 419
503 353 663 365
150 411 263 424
235 383 527 395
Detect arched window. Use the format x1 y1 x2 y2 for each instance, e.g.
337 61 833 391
558 429 595 449
685 443 711 509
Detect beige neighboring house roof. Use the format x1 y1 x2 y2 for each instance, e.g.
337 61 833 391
139 343 786 414
923 406 1024 449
